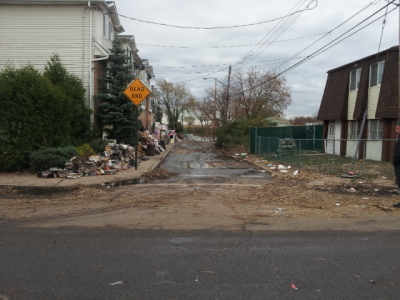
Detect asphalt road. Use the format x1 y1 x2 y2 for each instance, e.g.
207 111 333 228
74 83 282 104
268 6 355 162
1 141 400 299
1 227 400 300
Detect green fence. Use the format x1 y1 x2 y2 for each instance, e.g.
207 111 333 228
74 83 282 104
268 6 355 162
254 137 395 179
249 125 323 154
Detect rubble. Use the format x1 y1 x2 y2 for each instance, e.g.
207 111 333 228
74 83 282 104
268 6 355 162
141 168 179 181
38 143 139 179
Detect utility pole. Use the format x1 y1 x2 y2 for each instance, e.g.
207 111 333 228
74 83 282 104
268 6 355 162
213 78 217 140
225 65 231 125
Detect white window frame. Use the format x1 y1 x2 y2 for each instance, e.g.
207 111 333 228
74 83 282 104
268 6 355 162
349 68 361 91
103 14 114 41
328 121 335 139
369 61 385 87
368 119 382 140
109 23 114 41
349 120 359 140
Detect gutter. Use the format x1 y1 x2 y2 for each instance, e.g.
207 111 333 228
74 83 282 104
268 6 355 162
89 1 93 115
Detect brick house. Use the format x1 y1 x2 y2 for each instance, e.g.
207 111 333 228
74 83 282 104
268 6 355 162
0 0 155 132
317 46 399 162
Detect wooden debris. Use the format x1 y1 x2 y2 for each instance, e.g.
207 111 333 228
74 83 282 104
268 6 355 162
142 168 179 181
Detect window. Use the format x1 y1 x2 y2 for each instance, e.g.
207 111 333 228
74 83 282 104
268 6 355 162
109 24 114 41
126 47 132 63
369 61 385 87
368 119 382 140
103 14 109 37
103 14 114 41
328 121 335 138
349 121 359 140
349 68 361 91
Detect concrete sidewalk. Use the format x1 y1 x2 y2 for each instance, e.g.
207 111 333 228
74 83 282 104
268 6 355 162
0 144 176 188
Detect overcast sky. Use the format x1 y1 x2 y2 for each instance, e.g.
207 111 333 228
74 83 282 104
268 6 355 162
114 0 398 118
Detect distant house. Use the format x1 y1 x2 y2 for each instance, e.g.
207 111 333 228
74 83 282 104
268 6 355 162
317 46 399 162
0 0 156 131
265 116 291 127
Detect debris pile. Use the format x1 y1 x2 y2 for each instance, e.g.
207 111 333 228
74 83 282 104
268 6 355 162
277 138 297 155
39 143 139 179
142 168 179 181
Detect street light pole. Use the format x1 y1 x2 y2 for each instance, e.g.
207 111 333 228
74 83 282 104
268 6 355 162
203 77 218 140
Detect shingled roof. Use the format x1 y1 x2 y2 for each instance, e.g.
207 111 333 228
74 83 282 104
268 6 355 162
318 46 399 121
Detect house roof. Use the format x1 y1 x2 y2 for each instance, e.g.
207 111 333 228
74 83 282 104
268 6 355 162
0 0 124 32
326 46 399 74
0 0 105 3
265 117 291 127
0 0 106 3
318 46 399 121
119 35 139 53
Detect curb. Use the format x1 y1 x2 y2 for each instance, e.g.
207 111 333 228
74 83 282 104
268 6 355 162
0 143 177 190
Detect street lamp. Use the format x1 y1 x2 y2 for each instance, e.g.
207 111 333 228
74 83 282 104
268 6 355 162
203 76 230 126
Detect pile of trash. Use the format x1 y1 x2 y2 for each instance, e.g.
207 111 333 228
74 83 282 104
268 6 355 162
39 143 139 179
267 163 299 175
141 168 179 181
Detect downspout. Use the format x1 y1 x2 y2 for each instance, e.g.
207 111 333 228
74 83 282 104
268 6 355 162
82 5 91 82
89 1 93 115
92 56 109 62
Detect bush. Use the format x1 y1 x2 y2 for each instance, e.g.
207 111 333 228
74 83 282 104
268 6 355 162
77 143 96 159
215 118 274 149
0 144 30 172
29 146 77 172
89 139 108 154
0 58 92 172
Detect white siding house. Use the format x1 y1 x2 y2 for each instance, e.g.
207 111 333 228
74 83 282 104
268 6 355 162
0 0 155 127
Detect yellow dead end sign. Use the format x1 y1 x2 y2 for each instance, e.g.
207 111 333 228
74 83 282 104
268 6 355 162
123 79 151 106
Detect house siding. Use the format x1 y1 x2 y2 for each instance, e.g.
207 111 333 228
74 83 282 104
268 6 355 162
347 91 357 120
318 46 399 162
367 86 381 119
0 4 92 106
376 50 399 119
95 11 112 55
319 46 399 122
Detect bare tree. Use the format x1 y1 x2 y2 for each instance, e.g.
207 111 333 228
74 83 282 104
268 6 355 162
193 98 214 139
202 83 230 127
155 79 192 129
230 68 291 120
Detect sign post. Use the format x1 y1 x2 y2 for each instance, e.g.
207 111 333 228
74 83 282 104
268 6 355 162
123 79 151 170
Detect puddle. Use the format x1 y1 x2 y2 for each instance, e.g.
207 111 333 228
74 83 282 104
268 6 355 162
109 177 146 187
11 186 71 195
7 177 147 195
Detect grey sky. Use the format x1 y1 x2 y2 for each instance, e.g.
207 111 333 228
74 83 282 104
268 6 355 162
115 0 398 118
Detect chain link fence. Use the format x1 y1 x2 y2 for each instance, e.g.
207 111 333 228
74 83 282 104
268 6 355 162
255 137 396 179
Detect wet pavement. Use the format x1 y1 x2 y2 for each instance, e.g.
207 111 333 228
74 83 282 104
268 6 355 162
156 141 270 186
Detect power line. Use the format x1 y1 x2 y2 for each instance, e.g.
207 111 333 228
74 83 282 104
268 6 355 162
279 1 397 76
270 1 379 73
376 0 390 54
114 4 318 30
237 1 397 97
136 32 327 49
155 56 306 70
232 0 314 71
174 0 395 87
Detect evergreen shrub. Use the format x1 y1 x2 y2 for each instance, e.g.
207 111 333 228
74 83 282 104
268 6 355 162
29 146 77 172
215 118 273 149
89 139 107 154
